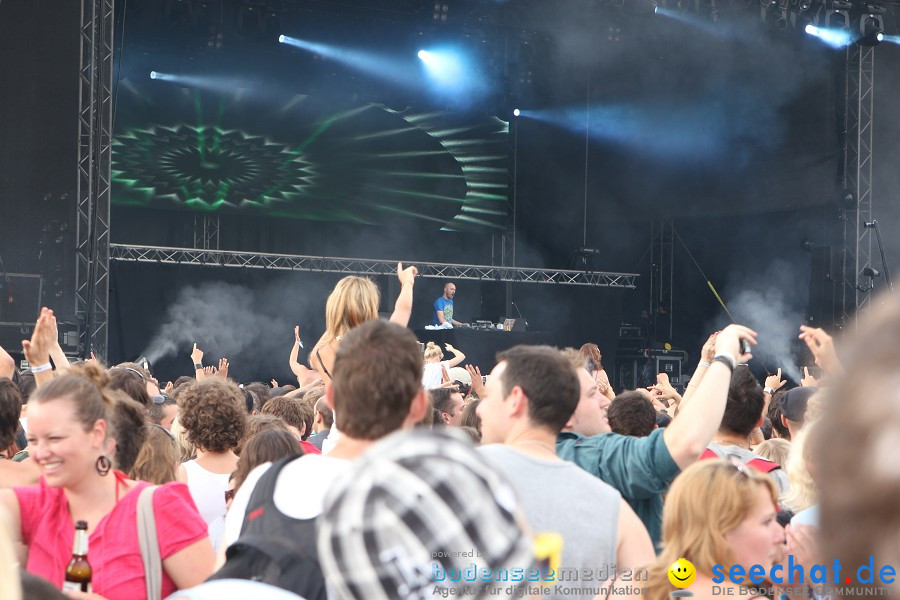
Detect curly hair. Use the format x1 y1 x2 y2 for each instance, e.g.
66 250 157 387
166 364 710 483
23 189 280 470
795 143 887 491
177 378 246 453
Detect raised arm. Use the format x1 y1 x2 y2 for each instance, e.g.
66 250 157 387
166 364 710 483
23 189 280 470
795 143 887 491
289 325 316 384
45 311 70 375
649 372 683 418
389 262 418 327
190 343 205 380
443 343 466 368
798 325 842 379
680 332 717 405
0 344 14 380
662 324 757 470
22 308 57 388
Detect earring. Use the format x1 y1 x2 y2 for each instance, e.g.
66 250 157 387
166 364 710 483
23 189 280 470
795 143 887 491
95 455 112 476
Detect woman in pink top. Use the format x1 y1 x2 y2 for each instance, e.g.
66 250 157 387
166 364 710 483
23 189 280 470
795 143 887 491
0 363 214 599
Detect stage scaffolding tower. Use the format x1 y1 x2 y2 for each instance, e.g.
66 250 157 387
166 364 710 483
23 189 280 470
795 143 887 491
75 0 115 361
839 44 875 327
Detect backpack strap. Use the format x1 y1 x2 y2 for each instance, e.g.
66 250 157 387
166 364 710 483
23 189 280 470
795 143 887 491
700 448 719 460
745 457 781 473
137 485 162 600
239 453 303 536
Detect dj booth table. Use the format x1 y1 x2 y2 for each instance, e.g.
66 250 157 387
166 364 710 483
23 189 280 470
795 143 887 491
414 327 554 372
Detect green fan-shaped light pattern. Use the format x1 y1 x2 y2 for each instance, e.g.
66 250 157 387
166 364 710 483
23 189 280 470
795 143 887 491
112 124 317 214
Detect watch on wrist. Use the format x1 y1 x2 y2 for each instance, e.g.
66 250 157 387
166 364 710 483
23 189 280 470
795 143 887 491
194 363 203 370
763 386 775 395
711 353 736 371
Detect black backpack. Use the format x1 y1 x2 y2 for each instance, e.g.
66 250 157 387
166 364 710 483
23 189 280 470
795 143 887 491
207 454 328 600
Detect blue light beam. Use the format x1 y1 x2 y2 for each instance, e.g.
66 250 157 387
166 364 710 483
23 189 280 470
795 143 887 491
804 24 854 48
280 34 418 88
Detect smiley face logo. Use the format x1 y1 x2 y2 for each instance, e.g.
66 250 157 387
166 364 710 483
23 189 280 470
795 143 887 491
668 558 696 588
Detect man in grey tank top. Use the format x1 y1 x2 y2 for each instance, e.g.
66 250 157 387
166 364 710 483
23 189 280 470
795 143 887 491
477 346 655 600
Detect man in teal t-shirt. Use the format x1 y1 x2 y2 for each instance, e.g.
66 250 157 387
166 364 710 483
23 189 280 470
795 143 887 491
556 324 756 550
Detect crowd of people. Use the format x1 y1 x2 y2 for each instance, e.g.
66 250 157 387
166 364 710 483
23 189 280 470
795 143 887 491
0 265 897 600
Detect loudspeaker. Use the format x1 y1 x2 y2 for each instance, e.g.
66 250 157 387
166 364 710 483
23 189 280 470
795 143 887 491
0 274 42 324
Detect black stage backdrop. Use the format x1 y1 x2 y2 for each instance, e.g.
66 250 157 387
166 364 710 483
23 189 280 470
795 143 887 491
108 260 626 384
0 1 80 323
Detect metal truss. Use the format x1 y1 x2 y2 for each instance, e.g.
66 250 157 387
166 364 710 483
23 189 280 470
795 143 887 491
75 0 115 361
193 214 220 250
840 44 874 326
650 219 674 341
109 244 639 288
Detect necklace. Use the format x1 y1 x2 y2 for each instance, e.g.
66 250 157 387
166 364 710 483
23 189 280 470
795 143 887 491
711 438 750 449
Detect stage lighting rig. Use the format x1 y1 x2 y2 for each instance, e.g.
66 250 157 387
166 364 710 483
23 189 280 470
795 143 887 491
858 5 886 45
825 0 852 31
434 2 449 22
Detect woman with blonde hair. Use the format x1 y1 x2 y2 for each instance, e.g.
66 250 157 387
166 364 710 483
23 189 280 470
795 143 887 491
422 342 466 389
308 263 418 382
644 459 784 600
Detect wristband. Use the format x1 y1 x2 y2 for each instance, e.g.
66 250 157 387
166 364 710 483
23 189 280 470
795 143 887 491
711 353 736 372
194 363 203 370
698 361 711 368
763 386 775 395
30 362 52 374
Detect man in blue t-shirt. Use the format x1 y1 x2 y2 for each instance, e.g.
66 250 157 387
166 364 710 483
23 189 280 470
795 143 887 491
433 282 465 326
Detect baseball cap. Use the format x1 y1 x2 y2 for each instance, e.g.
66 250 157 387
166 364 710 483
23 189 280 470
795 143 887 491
317 428 536 600
447 366 472 386
780 387 816 422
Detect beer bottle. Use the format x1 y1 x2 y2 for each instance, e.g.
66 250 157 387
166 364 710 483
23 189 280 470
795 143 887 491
63 520 92 593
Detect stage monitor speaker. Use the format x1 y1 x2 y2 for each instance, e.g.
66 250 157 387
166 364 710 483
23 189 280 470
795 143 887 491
0 274 42 324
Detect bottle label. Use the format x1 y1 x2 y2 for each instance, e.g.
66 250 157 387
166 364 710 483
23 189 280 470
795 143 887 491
63 581 92 593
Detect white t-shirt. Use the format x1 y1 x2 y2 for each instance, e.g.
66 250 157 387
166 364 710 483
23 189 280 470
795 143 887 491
182 459 231 552
422 360 451 390
221 454 351 549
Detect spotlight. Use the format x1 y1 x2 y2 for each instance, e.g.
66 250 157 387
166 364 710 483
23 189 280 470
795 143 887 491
150 70 158 79
805 24 853 46
513 108 520 117
863 266 881 279
278 34 285 43
418 49 431 62
859 13 885 45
